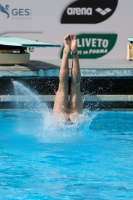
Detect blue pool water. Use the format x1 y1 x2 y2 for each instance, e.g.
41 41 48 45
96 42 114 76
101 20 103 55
0 109 133 199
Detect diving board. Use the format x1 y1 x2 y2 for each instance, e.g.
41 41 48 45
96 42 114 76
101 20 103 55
0 37 61 48
0 37 61 64
128 38 133 42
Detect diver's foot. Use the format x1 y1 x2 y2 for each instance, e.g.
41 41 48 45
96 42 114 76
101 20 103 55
64 34 71 52
70 34 77 51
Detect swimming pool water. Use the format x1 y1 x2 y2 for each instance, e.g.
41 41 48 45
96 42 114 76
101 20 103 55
0 110 133 199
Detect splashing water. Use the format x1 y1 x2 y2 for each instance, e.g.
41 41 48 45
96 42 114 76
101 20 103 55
13 80 48 110
37 109 98 143
12 80 98 143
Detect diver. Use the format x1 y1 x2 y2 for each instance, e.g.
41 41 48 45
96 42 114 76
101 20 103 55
53 34 83 123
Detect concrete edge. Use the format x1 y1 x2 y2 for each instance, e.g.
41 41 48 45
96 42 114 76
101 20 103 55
0 95 133 102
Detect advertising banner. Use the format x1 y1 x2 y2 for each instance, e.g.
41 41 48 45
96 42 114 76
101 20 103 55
61 0 118 24
60 34 118 59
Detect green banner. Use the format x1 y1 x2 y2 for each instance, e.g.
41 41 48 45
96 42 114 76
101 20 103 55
60 33 117 59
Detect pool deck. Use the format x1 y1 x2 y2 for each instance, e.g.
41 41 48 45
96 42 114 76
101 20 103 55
0 59 133 108
0 59 133 77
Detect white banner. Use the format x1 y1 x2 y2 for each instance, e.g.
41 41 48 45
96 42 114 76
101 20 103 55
0 0 132 60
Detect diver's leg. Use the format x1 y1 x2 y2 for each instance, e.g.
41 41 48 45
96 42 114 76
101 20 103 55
69 36 83 121
53 48 69 120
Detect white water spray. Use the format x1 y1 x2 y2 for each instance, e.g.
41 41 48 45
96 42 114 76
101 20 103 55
13 80 47 110
12 81 98 143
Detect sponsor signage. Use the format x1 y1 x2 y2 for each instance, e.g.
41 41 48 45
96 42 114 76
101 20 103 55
0 3 32 19
60 34 118 59
61 0 118 24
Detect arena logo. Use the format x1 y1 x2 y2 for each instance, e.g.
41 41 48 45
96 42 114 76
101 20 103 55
61 0 118 24
0 3 32 19
60 34 118 59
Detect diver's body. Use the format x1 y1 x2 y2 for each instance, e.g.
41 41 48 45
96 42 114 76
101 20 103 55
53 34 83 122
